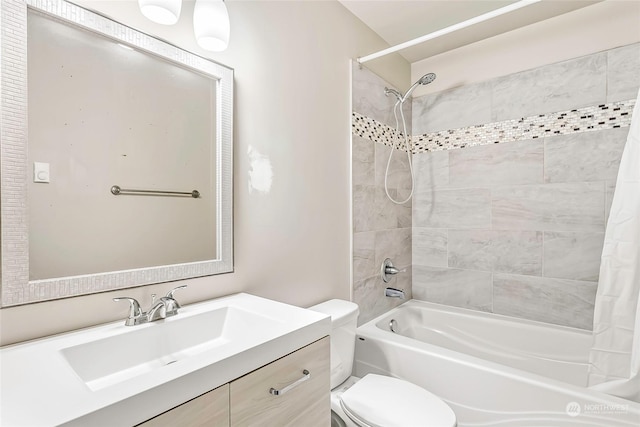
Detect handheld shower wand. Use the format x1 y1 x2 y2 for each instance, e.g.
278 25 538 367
401 73 436 103
383 73 436 205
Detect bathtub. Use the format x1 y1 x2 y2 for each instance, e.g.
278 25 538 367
354 300 640 426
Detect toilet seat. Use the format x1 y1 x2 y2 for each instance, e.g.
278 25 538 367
339 374 457 427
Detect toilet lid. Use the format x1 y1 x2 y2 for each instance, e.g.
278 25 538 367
340 374 456 427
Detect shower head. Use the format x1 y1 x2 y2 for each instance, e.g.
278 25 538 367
402 72 437 102
418 73 437 85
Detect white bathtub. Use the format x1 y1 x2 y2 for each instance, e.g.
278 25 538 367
354 300 640 426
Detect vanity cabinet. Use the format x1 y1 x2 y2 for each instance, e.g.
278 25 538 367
138 384 230 427
137 337 329 427
230 336 330 426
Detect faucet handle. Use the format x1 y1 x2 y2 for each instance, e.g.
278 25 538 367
165 285 187 300
113 297 143 326
385 266 406 275
381 258 406 283
163 285 187 316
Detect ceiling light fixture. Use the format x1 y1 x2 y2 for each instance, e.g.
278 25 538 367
193 0 230 52
138 0 182 25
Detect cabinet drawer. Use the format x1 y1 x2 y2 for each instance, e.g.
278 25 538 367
137 384 229 427
230 337 330 427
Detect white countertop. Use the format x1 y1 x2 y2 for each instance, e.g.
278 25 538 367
0 293 330 426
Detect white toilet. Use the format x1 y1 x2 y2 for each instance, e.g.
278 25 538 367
310 299 457 427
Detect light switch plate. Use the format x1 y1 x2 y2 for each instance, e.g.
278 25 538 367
34 162 50 183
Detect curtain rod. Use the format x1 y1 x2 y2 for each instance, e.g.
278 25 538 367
357 0 541 65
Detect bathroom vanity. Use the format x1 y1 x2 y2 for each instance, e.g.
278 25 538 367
0 294 331 426
140 337 329 426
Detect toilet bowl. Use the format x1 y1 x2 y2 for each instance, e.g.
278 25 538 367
310 300 456 427
330 376 359 427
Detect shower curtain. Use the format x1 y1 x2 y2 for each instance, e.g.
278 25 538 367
587 89 640 402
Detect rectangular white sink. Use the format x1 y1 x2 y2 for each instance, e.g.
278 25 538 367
0 293 330 426
62 306 284 391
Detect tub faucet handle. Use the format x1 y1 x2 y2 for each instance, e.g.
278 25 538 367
381 258 406 283
385 265 406 275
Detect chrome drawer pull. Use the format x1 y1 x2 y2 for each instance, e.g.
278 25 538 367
269 369 310 396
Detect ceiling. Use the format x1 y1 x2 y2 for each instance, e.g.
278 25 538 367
338 0 602 64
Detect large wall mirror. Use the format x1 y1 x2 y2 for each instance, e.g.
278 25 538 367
0 0 233 307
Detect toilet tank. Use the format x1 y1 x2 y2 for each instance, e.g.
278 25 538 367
309 299 359 389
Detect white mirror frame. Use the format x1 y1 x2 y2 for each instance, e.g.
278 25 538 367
0 0 233 307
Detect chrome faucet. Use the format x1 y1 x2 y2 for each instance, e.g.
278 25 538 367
113 285 187 326
146 295 168 322
385 287 405 299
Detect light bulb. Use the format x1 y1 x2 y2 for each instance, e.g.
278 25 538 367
138 0 182 25
193 0 230 52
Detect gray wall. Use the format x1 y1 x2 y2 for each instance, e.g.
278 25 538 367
352 63 413 324
411 43 640 330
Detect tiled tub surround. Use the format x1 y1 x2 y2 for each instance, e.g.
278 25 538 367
352 63 413 325
352 103 634 328
411 135 625 330
410 42 640 330
350 44 639 329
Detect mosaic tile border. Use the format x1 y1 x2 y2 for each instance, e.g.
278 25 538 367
352 99 636 154
1 0 30 306
352 112 410 151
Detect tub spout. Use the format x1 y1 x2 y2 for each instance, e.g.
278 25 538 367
385 287 405 299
